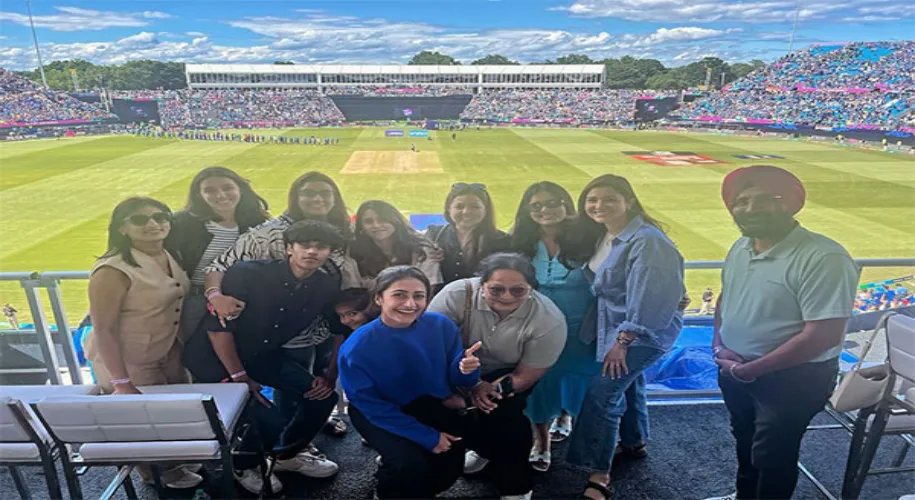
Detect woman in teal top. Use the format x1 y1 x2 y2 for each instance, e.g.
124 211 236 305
510 181 600 472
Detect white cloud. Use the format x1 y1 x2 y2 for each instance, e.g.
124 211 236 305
0 6 173 32
143 11 173 19
558 0 914 23
0 13 779 70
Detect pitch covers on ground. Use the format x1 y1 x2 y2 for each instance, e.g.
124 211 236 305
623 151 726 166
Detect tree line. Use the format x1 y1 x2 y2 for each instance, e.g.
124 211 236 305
15 52 766 91
409 51 766 90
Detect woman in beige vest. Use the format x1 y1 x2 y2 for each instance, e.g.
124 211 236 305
84 196 200 489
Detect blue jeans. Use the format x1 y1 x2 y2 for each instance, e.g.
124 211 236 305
273 346 317 421
566 346 663 473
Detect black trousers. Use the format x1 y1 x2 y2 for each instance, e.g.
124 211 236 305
350 397 466 499
719 358 838 500
349 369 534 498
188 349 338 470
464 368 535 496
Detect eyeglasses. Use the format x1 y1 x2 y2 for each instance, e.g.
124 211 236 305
731 195 783 210
485 284 530 298
300 188 334 199
126 212 171 226
451 182 487 191
529 199 564 212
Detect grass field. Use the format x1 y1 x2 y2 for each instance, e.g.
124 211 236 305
0 127 913 325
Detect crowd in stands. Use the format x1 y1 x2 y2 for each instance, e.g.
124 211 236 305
731 41 915 91
855 281 914 313
0 68 114 124
460 90 675 122
155 89 345 128
679 41 915 130
678 90 915 129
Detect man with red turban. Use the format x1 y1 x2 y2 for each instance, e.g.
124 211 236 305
706 165 859 500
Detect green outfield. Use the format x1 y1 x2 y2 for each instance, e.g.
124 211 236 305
0 127 913 325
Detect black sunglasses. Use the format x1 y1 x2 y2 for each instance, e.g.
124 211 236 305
529 199 564 212
486 284 530 298
452 182 487 191
126 212 171 226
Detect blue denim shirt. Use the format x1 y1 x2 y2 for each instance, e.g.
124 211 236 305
590 216 685 359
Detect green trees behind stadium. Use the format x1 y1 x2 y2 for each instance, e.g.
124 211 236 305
16 53 767 91
17 59 186 91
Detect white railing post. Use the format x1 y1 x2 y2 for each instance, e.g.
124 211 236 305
45 278 84 384
20 277 63 385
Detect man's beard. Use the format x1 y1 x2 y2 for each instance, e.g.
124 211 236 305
733 212 795 240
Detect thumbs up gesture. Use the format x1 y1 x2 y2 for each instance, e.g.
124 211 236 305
460 341 483 375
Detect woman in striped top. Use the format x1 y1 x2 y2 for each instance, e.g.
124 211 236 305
165 166 270 339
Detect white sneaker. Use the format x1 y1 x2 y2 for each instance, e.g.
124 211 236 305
274 450 340 478
703 493 736 500
501 491 532 500
234 468 283 495
464 450 490 474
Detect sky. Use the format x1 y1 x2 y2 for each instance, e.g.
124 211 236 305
0 0 913 70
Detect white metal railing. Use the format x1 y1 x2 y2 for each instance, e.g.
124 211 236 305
1 258 914 386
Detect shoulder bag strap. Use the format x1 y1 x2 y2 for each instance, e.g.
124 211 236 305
461 279 474 348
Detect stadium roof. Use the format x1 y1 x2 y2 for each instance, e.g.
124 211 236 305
185 64 605 75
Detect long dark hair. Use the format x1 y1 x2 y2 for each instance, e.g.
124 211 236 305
510 181 577 263
351 200 433 278
185 166 269 231
567 174 667 262
443 184 500 260
100 197 171 267
286 171 352 239
374 266 433 301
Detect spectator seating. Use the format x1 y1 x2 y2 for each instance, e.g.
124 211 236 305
1 384 99 499
0 69 115 125
29 383 250 499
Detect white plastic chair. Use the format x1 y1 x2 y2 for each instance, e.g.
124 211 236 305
29 383 250 500
842 313 915 498
0 384 98 499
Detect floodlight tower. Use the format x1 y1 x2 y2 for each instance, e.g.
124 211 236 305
26 0 49 88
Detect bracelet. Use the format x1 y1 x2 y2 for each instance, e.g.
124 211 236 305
111 378 131 386
206 290 223 301
230 370 247 380
729 363 756 384
204 286 220 295
713 345 724 356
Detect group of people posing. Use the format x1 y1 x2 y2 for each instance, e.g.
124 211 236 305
83 163 859 500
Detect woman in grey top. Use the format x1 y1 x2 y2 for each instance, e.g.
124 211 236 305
427 253 567 500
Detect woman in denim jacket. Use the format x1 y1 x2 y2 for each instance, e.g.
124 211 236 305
565 174 685 500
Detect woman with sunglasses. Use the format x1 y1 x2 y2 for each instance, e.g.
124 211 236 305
165 166 270 341
426 183 511 285
84 197 202 489
351 200 442 289
509 181 600 472
427 253 567 500
564 175 685 500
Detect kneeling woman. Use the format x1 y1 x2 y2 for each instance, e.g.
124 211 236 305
338 267 481 499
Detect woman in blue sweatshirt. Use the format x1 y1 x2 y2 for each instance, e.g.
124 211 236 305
338 266 481 499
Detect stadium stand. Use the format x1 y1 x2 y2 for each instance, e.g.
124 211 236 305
0 69 115 125
153 89 344 128
678 41 915 130
729 41 914 91
460 89 677 122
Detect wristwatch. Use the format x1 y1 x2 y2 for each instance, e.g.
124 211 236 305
616 334 635 346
